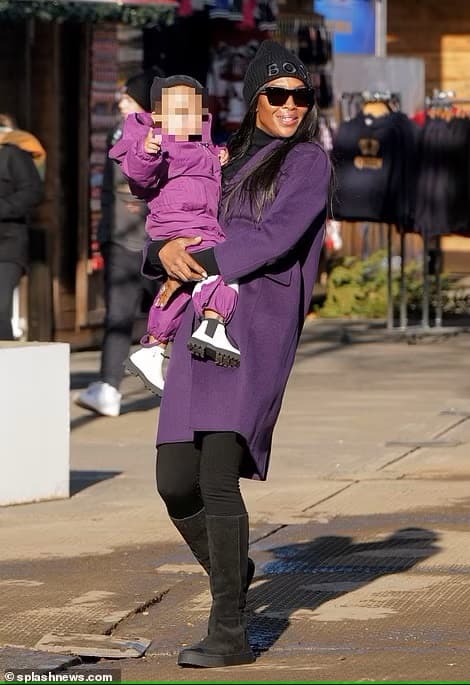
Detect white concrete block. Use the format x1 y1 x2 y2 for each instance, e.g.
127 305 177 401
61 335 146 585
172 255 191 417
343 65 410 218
0 342 70 505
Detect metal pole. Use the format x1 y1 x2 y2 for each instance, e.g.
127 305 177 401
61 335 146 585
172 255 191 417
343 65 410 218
435 236 443 328
387 224 393 329
399 227 407 329
375 0 387 58
422 232 430 328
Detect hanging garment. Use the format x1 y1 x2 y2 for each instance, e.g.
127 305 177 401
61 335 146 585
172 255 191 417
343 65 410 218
239 0 257 28
332 110 417 226
297 26 317 65
317 71 333 109
178 0 193 16
256 0 278 31
210 0 242 20
415 115 470 236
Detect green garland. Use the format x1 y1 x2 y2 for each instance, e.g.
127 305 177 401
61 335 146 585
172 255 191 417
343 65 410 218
0 1 176 26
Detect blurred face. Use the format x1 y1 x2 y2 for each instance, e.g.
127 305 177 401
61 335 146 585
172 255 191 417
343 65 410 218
154 85 204 141
255 76 313 138
118 93 144 118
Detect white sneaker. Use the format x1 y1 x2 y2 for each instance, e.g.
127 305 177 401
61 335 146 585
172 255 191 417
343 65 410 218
124 346 165 395
75 381 121 417
187 318 240 367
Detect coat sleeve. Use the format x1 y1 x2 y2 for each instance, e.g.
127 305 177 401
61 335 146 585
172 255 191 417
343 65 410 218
214 144 330 282
110 136 164 195
97 131 115 245
0 147 43 220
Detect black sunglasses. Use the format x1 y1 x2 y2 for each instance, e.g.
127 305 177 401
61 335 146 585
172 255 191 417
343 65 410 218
260 86 315 108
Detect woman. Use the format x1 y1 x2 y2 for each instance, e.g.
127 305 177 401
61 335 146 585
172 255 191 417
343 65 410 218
0 138 42 340
147 40 331 668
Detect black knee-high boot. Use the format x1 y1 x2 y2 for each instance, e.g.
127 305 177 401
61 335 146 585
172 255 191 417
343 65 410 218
171 509 211 574
171 509 255 587
178 513 256 668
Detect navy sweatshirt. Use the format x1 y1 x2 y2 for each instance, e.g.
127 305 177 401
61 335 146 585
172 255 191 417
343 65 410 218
332 111 417 227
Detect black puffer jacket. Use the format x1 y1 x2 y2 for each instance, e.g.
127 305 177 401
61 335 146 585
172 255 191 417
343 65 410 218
0 143 43 269
97 125 148 252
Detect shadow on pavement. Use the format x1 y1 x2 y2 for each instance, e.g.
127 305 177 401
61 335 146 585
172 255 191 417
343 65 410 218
247 527 439 655
70 394 160 431
70 371 100 391
70 469 122 496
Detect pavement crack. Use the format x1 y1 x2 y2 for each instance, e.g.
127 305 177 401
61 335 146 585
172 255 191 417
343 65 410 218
251 483 358 545
301 481 358 513
378 415 470 471
104 589 170 636
251 524 288 545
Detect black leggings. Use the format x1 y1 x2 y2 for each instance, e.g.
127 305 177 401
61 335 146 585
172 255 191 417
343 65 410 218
101 242 154 389
156 432 247 518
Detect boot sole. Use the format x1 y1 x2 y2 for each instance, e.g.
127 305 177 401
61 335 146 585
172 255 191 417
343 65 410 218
187 338 240 368
178 649 255 668
123 358 164 396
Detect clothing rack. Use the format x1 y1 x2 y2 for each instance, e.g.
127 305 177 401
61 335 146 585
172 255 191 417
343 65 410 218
335 89 469 336
376 93 468 335
409 92 470 336
339 91 401 122
388 90 470 335
362 89 400 107
425 90 470 108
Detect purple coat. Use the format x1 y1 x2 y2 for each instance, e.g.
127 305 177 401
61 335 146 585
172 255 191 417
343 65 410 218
157 139 331 481
109 112 223 245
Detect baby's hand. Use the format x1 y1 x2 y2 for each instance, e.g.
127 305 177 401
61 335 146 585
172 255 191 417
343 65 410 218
155 277 182 308
218 147 229 166
144 128 162 154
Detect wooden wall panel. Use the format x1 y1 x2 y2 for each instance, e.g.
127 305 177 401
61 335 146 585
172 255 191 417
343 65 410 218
0 24 28 126
388 0 470 98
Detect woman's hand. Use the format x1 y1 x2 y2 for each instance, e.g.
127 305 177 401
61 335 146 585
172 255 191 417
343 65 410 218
159 236 208 282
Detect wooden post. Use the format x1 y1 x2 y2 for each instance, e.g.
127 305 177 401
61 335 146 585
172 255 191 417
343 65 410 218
75 23 92 331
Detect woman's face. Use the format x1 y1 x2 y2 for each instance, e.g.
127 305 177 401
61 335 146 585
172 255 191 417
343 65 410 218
255 76 311 138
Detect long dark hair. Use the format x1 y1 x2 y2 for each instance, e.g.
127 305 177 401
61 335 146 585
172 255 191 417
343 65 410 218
221 99 319 221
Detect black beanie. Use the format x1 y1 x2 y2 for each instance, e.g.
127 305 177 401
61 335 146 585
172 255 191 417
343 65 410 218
150 75 209 111
242 40 312 106
124 67 164 111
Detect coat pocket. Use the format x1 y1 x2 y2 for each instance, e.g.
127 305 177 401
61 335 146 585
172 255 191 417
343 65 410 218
263 269 292 286
159 183 207 212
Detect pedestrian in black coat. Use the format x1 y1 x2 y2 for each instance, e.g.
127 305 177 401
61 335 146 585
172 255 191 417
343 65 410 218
0 143 42 340
75 69 161 417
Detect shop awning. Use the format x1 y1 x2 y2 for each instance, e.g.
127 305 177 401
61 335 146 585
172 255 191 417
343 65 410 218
1 0 178 22
13 0 177 4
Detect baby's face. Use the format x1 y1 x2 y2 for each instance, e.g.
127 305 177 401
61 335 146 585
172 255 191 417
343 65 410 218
156 85 204 140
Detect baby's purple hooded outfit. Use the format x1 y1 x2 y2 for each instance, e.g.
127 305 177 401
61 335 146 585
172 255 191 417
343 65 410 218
109 111 237 343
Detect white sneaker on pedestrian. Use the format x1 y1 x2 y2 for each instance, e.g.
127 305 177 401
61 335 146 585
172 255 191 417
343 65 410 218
74 381 121 417
187 318 240 367
124 346 165 395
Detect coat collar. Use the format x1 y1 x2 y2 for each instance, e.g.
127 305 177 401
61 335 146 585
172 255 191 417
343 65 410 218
225 138 283 187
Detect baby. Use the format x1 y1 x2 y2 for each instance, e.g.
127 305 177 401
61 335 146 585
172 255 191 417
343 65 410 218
109 75 239 395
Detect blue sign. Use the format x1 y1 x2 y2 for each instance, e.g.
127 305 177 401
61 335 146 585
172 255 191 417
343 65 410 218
315 0 376 54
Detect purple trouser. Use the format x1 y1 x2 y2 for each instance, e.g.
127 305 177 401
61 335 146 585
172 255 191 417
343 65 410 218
144 275 239 345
